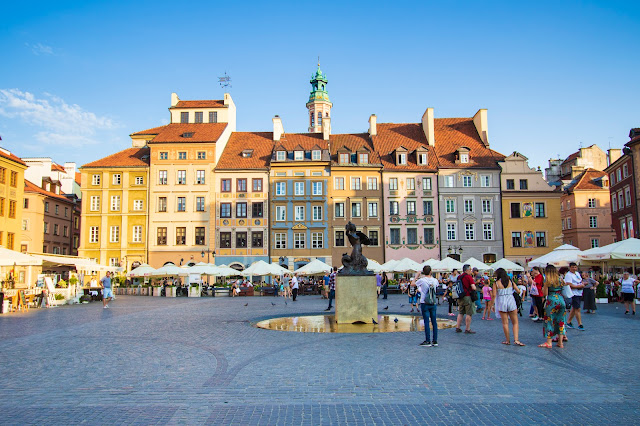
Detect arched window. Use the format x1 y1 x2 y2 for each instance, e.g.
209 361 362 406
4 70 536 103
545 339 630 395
317 112 322 126
310 113 314 127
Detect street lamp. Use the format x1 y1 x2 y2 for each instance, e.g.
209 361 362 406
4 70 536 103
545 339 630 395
447 245 464 260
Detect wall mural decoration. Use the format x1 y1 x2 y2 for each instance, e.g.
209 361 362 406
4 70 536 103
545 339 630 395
522 202 533 218
523 231 535 248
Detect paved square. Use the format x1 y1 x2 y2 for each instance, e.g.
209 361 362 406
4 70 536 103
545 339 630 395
1 294 638 424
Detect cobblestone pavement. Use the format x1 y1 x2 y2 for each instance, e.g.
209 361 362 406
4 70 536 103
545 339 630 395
1 294 638 424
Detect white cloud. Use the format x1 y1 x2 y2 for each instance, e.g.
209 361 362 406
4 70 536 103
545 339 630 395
0 89 118 147
25 42 55 56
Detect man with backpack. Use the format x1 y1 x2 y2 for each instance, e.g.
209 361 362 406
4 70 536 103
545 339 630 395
417 265 439 347
455 264 477 334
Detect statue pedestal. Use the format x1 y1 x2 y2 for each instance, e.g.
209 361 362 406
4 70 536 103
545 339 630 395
335 275 377 324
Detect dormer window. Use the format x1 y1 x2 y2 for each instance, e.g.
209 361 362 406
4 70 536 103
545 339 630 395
359 153 369 164
312 150 321 160
294 151 304 161
182 132 193 138
276 151 286 161
241 150 253 158
418 153 427 165
397 153 407 165
339 153 350 164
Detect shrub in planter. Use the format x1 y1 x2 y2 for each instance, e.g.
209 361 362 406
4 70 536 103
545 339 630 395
57 280 67 288
596 282 607 299
54 293 65 300
69 276 78 286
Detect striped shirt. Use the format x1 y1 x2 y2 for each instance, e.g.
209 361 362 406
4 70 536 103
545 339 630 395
329 272 337 291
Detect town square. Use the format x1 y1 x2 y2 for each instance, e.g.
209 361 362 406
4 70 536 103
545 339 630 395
1 1 639 424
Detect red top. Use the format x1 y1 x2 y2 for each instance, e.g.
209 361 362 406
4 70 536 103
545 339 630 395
534 274 543 296
461 273 475 297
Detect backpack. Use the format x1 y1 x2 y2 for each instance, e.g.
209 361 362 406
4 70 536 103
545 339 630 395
424 283 437 305
453 275 465 299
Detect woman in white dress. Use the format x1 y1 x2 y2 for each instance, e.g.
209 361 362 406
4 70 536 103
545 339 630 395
493 268 524 346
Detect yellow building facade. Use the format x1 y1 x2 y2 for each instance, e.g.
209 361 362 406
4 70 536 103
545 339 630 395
78 148 150 271
499 152 562 266
0 148 27 252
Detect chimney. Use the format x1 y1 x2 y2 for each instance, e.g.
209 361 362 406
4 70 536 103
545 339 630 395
473 109 489 146
171 92 180 107
322 116 331 141
273 115 284 141
421 108 435 146
368 114 377 137
608 148 622 166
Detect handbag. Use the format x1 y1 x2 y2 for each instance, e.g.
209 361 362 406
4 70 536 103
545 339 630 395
470 289 479 302
562 285 573 299
529 282 539 296
513 288 522 308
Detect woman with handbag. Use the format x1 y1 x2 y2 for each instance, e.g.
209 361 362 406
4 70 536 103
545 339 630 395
539 265 567 349
492 268 524 346
529 267 545 322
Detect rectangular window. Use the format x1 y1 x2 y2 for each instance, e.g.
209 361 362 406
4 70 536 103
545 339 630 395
53 224 59 236
339 153 350 164
536 231 546 247
463 176 472 187
5 201 13 219
112 174 121 185
22 219 28 231
294 233 305 249
520 179 528 190
358 153 369 164
237 178 247 192
0 167 4 184
312 232 323 249
158 197 167 212
512 232 521 247
351 202 361 218
444 176 454 187
589 216 598 228
588 198 596 208
90 196 100 211
591 238 599 248
159 170 168 185
510 202 520 218
423 200 433 215
220 203 231 218
196 170 205 185
445 199 455 213
617 168 622 182
312 150 321 160
567 217 572 229
132 226 142 243
312 181 323 195
92 174 101 185
313 205 323 221
483 223 493 240
389 178 398 190
482 199 492 214
176 227 186 245
157 227 167 245
180 112 188 123
274 233 286 249
252 202 263 218
177 197 186 212
368 202 378 218
625 187 632 206
236 202 247 218
351 177 361 190
159 152 168 160
335 231 345 246
506 179 515 190
63 226 68 237
397 153 407 165
194 111 203 123
389 201 399 215
535 202 545 218
134 200 144 211
481 175 490 187
275 205 286 221
23 198 29 209
221 179 231 192
424 228 434 244
294 205 305 221
335 202 345 218
135 176 144 185
407 228 417 244
446 223 457 241
196 196 205 212
197 151 206 160
275 182 286 195
465 223 475 240
44 201 49 212
220 232 231 248
418 153 427 165
407 200 416 215
6 233 14 250
334 177 344 190
90 226 99 243
612 195 617 212
406 178 415 190
276 151 286 161
177 170 186 185
464 199 474 213
253 178 263 192
390 228 401 245
209 111 218 123
44 222 49 234
110 196 120 211
110 226 119 243
0 198 4 216
367 177 378 190
619 191 624 210
294 181 305 195
623 164 629 178
55 204 59 215
252 231 263 248
294 151 304 161
236 232 247 248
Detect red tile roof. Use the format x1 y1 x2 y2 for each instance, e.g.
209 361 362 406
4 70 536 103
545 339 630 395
147 123 227 143
273 133 329 151
371 123 438 171
130 125 167 136
561 150 580 166
0 148 26 166
431 118 504 169
24 179 73 202
81 147 150 169
75 172 81 185
170 100 226 109
566 168 608 191
331 133 382 166
215 132 274 170
51 163 65 172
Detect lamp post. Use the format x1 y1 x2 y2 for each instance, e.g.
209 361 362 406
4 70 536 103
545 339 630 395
447 245 464 261
201 248 215 284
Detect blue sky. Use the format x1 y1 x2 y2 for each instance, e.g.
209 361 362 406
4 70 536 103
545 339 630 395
1 0 639 171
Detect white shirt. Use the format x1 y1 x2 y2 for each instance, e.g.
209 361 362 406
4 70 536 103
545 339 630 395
291 276 299 289
620 277 636 294
564 271 583 296
417 276 439 304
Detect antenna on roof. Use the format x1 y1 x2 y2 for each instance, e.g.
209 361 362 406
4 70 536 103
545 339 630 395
579 141 583 148
218 72 232 89
608 136 613 149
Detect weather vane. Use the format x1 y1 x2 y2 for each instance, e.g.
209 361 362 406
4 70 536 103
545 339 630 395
218 72 232 89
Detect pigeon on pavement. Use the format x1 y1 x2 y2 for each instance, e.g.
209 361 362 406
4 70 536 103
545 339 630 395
383 306 389 310
372 318 378 324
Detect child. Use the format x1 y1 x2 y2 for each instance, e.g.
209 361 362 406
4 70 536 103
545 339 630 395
408 279 418 312
482 281 493 320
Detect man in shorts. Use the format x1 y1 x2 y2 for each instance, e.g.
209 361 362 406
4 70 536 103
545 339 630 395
565 262 585 330
101 271 113 309
455 264 477 334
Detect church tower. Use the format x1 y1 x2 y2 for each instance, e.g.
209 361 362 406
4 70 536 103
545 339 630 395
306 62 332 133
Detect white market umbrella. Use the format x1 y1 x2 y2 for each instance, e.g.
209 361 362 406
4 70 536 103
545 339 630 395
210 265 244 277
150 263 188 277
186 262 217 276
463 257 492 271
294 259 332 275
380 259 399 272
127 263 156 277
579 238 640 261
389 258 422 273
529 244 582 268
242 260 289 277
0 247 42 266
420 259 439 268
367 259 383 274
432 257 464 272
491 258 525 272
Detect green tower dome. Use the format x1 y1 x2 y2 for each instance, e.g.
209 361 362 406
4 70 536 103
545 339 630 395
308 64 330 103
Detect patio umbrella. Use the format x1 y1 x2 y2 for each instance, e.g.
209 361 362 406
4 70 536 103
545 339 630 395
529 244 582 268
366 259 384 274
380 259 399 272
127 263 156 277
462 257 492 271
579 238 640 261
242 260 289 277
389 258 422 273
432 257 464 272
490 258 524 272
150 263 188 277
294 259 332 275
210 265 244 277
186 262 217 275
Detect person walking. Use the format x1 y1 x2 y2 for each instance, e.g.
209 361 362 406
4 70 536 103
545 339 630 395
381 273 388 299
417 266 439 347
481 280 493 320
472 268 484 312
283 274 291 299
617 271 638 315
565 262 585 330
582 272 598 314
291 273 299 301
101 271 113 309
408 279 419 312
322 273 330 299
455 264 477 334
539 265 567 348
529 267 545 322
376 273 382 298
493 268 524 346
325 267 337 311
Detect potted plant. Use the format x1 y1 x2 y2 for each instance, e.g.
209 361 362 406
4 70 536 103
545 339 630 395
189 283 201 298
595 281 608 304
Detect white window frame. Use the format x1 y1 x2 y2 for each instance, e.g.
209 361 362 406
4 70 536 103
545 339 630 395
133 200 144 211
90 196 100 211
275 205 286 221
312 150 321 160
367 177 378 190
480 175 490 187
589 216 598 228
196 170 206 185
406 178 415 190
335 202 345 218
351 202 361 218
312 181 323 195
275 182 286 196
445 199 455 213
159 170 168 185
407 200 416 215
294 181 305 196
588 198 596 208
389 201 399 215
112 174 121 185
294 205 305 221
275 233 286 249
464 223 475 240
312 205 322 221
460 153 469 163
444 176 454 187
334 177 344 190
625 187 632 207
482 199 492 214
368 202 378 218
311 232 323 249
422 177 432 190
446 223 457 241
276 151 286 161
397 153 407 165
294 151 304 161
464 199 474 213
132 225 142 243
591 238 599 248
351 177 361 190
483 223 493 240
92 174 101 185
110 226 119 243
177 170 186 185
110 195 120 211
463 176 472 187
135 176 144 185
294 232 305 249
389 178 398 190
89 226 99 243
